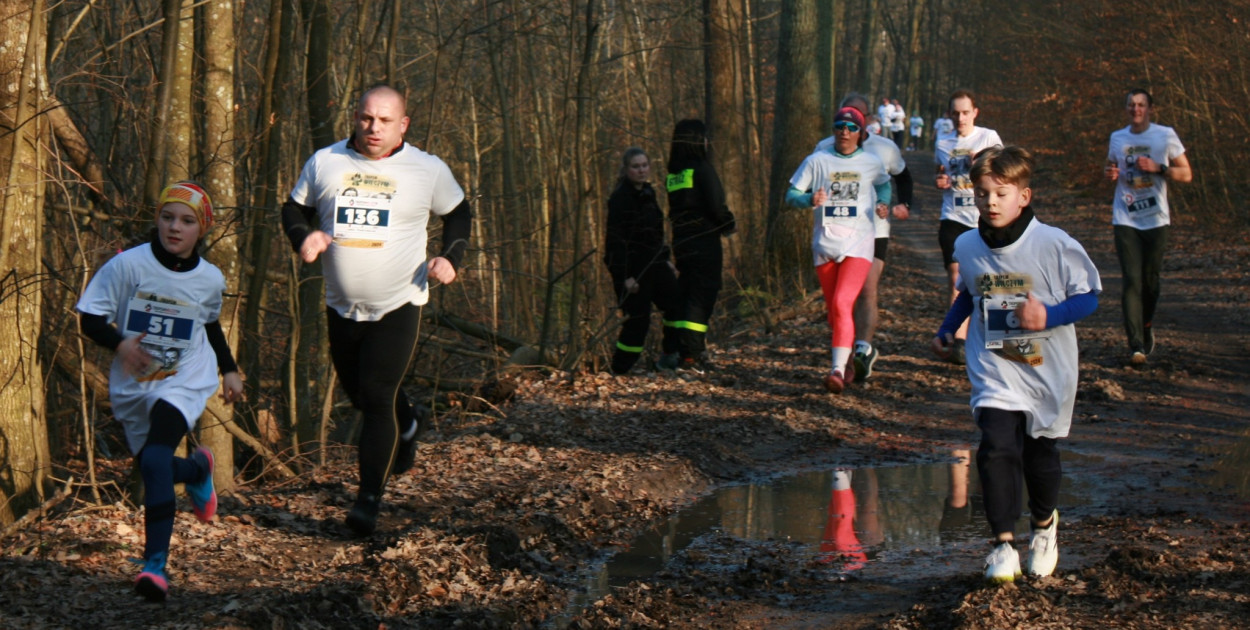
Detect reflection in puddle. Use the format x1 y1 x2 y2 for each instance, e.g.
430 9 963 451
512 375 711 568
585 451 1101 595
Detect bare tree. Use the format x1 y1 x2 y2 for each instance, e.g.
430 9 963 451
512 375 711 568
0 0 52 525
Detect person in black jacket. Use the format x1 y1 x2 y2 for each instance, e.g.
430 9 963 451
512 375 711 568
665 119 736 370
604 147 685 374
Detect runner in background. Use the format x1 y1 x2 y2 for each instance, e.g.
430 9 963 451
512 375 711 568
1105 88 1192 365
934 89 1003 364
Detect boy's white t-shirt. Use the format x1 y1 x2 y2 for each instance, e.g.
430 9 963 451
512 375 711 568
288 140 466 322
76 245 225 454
936 126 1003 227
953 219 1102 439
789 148 889 266
1107 123 1185 230
815 133 904 239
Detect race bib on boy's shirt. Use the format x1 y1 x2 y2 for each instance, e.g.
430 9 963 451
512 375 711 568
976 272 1050 365
821 172 863 226
125 294 199 381
333 172 398 248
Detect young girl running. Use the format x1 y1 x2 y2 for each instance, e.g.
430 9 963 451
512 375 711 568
77 182 243 601
787 107 891 393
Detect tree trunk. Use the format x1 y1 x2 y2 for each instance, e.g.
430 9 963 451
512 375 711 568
705 0 748 275
763 0 822 289
142 0 183 206
0 0 52 526
294 0 334 452
199 0 238 493
856 0 877 96
902 0 926 120
164 0 195 182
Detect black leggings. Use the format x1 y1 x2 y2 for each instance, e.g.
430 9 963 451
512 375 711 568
139 400 200 559
326 303 420 498
976 407 1061 538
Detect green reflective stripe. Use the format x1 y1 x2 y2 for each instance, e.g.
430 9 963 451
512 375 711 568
665 320 708 333
666 169 695 192
616 341 644 353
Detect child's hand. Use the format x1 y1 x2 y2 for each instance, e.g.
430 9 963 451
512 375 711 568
891 203 910 220
812 187 828 208
118 333 155 377
220 371 245 404
876 203 889 218
1014 293 1048 330
931 332 954 359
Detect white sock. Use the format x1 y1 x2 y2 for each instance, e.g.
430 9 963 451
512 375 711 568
854 340 872 355
831 346 852 375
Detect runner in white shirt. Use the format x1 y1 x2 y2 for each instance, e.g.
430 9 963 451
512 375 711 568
282 85 472 536
908 112 925 151
935 89 1003 364
932 146 1101 584
1104 88 1193 365
790 107 892 394
77 182 242 601
816 93 913 381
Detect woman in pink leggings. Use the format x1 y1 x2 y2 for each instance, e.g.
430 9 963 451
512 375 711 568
786 107 891 393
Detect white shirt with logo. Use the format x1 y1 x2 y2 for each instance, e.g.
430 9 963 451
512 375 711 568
790 148 890 266
953 219 1101 439
289 140 466 321
76 246 225 454
936 126 1003 227
819 134 905 239
1107 123 1185 230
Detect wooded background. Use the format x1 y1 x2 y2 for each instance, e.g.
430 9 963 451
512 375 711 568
2 0 1246 524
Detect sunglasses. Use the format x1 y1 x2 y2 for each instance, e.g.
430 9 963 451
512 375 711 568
834 121 861 133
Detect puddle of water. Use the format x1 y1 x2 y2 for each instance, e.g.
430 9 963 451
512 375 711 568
574 451 1103 603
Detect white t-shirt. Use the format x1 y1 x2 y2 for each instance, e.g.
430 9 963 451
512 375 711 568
817 133 904 239
877 103 896 128
789 148 889 265
935 126 1003 227
289 140 466 321
1106 123 1186 230
76 245 225 454
909 115 925 137
890 108 906 133
953 219 1102 439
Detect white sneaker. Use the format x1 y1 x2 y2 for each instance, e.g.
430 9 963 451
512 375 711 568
1027 510 1059 577
984 541 1021 584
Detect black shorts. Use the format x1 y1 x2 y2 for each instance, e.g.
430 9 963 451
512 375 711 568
874 237 889 262
939 219 975 267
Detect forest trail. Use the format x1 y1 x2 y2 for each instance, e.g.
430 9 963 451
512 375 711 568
2 151 1249 629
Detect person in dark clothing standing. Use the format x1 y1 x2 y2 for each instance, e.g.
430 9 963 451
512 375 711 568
665 119 736 370
604 147 686 374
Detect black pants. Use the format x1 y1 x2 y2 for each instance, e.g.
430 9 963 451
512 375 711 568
326 303 420 498
673 234 723 359
611 262 685 373
1114 225 1169 351
139 400 200 559
976 408 1061 537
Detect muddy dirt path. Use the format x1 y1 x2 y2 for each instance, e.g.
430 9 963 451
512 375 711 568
2 152 1248 629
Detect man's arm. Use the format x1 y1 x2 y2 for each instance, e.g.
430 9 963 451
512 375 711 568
437 199 472 270
281 197 318 252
